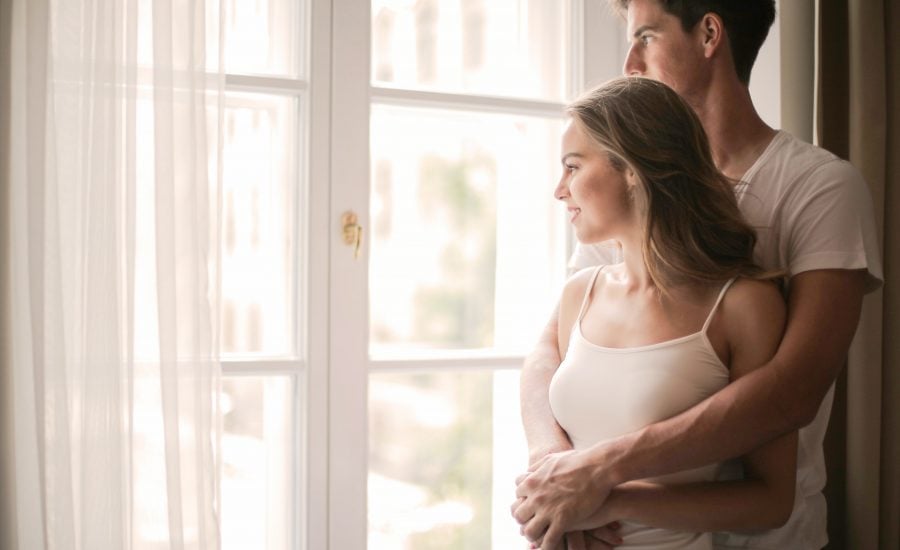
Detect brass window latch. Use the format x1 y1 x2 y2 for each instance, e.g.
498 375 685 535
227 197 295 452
341 211 363 259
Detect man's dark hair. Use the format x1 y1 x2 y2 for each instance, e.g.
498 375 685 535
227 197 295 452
612 0 776 85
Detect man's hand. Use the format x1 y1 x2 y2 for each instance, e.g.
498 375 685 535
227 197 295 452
511 450 615 549
528 440 574 469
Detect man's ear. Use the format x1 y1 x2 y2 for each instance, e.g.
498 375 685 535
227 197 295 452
698 13 726 59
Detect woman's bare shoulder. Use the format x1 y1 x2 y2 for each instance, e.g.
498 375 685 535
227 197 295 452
721 277 785 321
558 266 604 336
720 277 787 377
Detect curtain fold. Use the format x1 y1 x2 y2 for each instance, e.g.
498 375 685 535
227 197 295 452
876 1 900 546
6 0 224 548
1 0 16 547
779 0 815 143
816 0 900 548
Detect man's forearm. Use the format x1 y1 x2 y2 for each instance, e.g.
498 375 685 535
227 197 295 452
588 360 798 486
590 269 866 486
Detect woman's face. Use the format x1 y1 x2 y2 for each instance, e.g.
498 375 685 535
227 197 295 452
554 120 636 244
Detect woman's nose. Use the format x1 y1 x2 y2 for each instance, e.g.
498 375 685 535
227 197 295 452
553 178 568 201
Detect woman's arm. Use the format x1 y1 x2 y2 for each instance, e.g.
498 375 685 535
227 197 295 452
520 267 596 466
578 278 797 533
520 307 573 466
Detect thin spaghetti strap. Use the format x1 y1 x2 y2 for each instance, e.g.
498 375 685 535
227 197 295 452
575 266 605 323
701 277 738 333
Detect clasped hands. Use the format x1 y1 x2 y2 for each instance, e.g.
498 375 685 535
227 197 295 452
511 449 623 550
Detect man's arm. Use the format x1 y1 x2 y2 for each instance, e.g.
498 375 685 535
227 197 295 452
520 307 572 466
514 268 866 549
600 269 865 482
571 278 796 535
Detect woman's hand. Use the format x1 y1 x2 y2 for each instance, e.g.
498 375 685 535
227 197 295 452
584 523 623 548
522 528 621 550
565 531 587 550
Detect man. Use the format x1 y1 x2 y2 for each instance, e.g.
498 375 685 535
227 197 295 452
511 1 883 549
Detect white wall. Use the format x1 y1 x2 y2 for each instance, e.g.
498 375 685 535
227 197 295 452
750 0 782 129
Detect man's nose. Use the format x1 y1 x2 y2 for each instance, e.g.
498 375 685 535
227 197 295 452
623 45 644 75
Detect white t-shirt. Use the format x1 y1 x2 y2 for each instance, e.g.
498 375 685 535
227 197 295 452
569 131 883 549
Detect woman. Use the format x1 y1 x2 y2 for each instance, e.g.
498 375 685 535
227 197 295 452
525 77 796 549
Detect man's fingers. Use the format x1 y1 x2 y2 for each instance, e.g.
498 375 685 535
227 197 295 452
522 516 549 543
511 498 535 524
515 476 533 499
530 454 550 472
541 524 565 550
510 496 523 517
515 472 529 485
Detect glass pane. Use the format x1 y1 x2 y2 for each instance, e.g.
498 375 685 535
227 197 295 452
369 369 526 549
221 0 302 77
221 376 295 550
372 0 570 101
369 105 567 355
221 93 300 358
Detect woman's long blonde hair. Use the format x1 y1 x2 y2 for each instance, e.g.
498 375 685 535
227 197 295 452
567 77 769 293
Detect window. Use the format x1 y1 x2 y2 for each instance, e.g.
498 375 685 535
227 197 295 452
365 2 573 547
215 2 309 549
213 0 625 548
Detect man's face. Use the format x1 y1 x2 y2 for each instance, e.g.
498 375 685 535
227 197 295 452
622 0 707 98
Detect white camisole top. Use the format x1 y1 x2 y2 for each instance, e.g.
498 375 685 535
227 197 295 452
549 267 736 550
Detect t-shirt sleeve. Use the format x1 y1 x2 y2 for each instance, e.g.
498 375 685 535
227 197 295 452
568 240 620 273
781 159 883 292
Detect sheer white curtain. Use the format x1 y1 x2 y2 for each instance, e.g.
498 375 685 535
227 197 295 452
7 0 223 548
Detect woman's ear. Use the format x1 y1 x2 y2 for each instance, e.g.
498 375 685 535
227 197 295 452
625 168 639 188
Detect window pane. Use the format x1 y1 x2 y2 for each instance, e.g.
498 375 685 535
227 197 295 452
369 105 567 356
368 369 526 549
221 376 295 550
221 0 303 77
372 0 570 101
221 93 300 358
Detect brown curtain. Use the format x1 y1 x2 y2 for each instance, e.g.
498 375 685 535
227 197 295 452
1 0 16 547
817 0 900 549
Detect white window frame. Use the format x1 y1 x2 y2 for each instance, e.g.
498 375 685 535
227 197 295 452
323 1 624 549
215 0 330 549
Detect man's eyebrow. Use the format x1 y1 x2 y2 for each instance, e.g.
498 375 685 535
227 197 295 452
631 24 657 39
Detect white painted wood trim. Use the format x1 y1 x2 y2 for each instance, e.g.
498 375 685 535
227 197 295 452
224 74 309 95
306 0 332 548
329 0 370 548
370 86 565 118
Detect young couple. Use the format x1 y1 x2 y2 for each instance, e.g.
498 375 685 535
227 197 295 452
512 1 882 549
